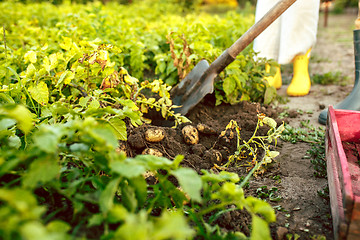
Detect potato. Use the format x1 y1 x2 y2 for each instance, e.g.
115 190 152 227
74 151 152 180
145 128 165 142
182 125 199 145
142 148 163 157
197 123 216 134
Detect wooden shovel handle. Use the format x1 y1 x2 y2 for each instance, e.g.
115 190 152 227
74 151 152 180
228 0 297 58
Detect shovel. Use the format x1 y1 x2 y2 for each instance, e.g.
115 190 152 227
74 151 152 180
171 0 297 115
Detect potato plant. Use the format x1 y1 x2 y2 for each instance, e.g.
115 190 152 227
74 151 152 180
0 105 275 240
0 1 283 239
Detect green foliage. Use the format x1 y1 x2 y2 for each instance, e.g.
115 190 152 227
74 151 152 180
312 71 348 85
215 53 279 105
1 0 275 106
332 0 358 13
281 121 327 183
0 1 279 238
0 108 275 239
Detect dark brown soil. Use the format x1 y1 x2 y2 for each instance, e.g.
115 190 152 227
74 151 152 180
123 95 331 240
123 10 360 240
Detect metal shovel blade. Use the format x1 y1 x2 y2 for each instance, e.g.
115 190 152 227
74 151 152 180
171 59 217 115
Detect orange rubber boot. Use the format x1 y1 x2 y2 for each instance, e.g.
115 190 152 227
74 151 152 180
287 49 312 96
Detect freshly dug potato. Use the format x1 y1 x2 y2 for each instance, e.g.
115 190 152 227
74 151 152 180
182 125 199 145
142 148 163 157
204 149 222 163
145 128 165 142
197 123 216 134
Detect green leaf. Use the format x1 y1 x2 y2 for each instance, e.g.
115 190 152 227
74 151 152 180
99 177 121 214
110 161 146 178
87 214 104 227
0 105 34 134
108 204 128 223
22 157 60 189
172 168 202 202
0 118 16 130
121 182 137 212
8 135 21 149
34 131 59 153
88 99 100 109
108 117 127 140
0 93 15 104
245 196 276 223
46 220 71 233
223 76 236 96
153 210 194 239
91 126 119 149
264 86 277 105
250 215 272 240
28 81 49 105
128 176 147 208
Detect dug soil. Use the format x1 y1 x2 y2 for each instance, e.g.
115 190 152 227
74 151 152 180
127 11 356 239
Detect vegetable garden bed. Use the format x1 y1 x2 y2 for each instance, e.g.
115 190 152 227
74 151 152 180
0 1 341 239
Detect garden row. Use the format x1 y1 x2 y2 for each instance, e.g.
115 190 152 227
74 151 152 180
0 1 281 239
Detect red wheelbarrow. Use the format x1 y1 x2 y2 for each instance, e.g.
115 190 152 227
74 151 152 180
326 106 360 239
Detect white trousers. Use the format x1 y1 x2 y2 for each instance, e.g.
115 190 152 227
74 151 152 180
253 0 320 64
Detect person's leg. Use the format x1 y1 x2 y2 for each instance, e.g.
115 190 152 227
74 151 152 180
277 0 319 96
318 2 360 124
253 0 281 61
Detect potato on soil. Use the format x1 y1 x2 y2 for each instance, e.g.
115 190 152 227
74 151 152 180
197 123 216 134
204 149 222 164
145 128 165 142
142 148 163 157
182 125 199 145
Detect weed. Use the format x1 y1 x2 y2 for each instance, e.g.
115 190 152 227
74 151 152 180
312 71 349 85
256 186 282 202
281 121 328 200
286 233 300 240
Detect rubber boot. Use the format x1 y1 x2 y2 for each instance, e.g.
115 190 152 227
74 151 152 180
318 29 360 125
287 48 312 96
264 63 282 89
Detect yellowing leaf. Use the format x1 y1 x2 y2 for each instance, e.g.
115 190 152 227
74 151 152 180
57 70 75 86
25 64 36 78
24 51 37 64
28 81 49 105
41 43 48 51
124 75 138 85
60 36 72 50
98 50 109 61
